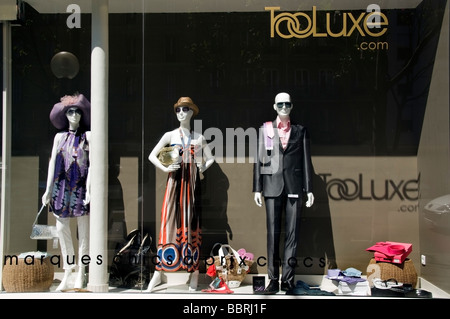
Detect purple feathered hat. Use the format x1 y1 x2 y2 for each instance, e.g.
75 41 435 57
49 93 91 129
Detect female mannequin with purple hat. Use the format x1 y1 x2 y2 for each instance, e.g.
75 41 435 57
42 93 91 291
146 97 214 292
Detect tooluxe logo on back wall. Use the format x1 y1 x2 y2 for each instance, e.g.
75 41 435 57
266 5 389 51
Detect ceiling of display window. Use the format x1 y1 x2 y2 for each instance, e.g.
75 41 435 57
24 0 423 13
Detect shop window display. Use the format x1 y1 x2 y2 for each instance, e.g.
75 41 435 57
0 0 449 300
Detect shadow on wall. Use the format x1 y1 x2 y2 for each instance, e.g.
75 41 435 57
296 172 337 275
107 154 126 265
199 162 231 266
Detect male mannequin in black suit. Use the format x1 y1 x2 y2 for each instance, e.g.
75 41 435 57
253 92 314 294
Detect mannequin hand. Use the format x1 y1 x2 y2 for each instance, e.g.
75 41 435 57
196 162 204 173
306 192 314 207
83 192 91 205
165 163 180 173
254 192 263 207
42 192 50 206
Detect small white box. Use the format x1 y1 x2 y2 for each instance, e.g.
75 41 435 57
338 281 370 296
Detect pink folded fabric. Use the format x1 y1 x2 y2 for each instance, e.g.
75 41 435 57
366 242 406 256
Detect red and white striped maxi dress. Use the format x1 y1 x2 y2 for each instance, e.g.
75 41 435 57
155 144 201 272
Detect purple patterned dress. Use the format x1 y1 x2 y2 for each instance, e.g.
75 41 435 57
50 131 90 218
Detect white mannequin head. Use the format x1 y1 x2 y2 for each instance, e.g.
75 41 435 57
66 107 82 130
273 92 293 117
175 105 194 125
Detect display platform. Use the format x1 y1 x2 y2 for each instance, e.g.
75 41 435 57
1 272 448 299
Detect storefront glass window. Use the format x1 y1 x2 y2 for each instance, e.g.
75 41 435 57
1 0 449 298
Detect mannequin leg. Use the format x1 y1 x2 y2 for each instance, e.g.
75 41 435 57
56 269 73 291
55 217 76 291
189 270 199 292
74 215 89 288
74 266 86 289
145 270 162 292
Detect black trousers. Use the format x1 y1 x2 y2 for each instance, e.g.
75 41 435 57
264 193 302 284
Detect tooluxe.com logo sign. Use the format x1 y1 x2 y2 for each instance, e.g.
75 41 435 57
320 173 418 201
266 5 389 50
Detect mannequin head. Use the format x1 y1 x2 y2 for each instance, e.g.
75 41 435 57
175 105 194 123
173 97 199 117
66 107 82 129
273 92 293 117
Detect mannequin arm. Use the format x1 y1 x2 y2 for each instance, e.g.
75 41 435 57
83 131 92 205
148 132 180 173
306 192 314 207
196 135 215 173
42 133 63 205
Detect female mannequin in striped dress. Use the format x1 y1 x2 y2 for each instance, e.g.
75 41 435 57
146 97 214 292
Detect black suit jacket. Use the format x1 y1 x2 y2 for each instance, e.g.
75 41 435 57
253 121 313 198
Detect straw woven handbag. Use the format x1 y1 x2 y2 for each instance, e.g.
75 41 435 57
209 243 253 288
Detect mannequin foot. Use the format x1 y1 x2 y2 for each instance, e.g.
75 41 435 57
55 270 72 292
74 267 86 289
189 270 199 292
145 271 162 292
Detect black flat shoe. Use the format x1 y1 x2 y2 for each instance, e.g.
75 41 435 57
263 280 279 294
281 281 294 291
